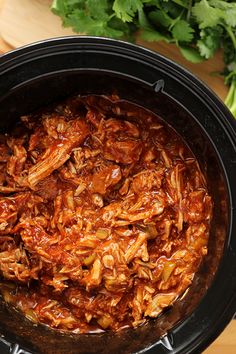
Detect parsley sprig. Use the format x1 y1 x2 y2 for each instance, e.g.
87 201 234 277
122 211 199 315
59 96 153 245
52 0 236 118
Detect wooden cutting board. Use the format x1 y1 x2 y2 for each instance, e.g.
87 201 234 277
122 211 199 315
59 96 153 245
0 0 228 100
0 0 73 46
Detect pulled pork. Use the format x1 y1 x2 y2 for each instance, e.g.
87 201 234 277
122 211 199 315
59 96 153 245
0 95 212 333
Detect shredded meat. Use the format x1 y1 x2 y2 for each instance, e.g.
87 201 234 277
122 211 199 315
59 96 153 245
0 95 212 333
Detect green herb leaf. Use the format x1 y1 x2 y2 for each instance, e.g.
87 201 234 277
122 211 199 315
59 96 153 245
141 28 171 42
162 1 183 18
138 7 152 28
148 10 173 28
172 0 189 9
51 0 236 118
113 0 143 22
64 9 124 38
179 46 205 63
225 8 236 27
197 27 222 58
87 0 109 21
172 20 194 43
51 0 67 16
192 0 223 29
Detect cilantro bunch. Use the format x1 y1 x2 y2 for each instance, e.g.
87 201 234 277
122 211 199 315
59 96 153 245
52 0 236 118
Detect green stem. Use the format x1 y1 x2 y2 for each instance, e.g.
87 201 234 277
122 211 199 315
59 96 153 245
168 9 185 30
223 26 236 118
109 13 116 21
225 79 236 118
186 0 192 22
225 80 235 106
225 26 236 51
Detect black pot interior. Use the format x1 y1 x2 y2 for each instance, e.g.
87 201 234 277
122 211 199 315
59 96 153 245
0 68 230 354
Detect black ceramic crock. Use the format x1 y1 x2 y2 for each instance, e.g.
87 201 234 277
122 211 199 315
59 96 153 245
0 37 235 354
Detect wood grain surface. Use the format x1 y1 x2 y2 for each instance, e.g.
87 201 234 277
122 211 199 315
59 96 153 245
0 1 235 353
0 0 229 100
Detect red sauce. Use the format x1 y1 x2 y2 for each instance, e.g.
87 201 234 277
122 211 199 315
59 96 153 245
0 95 212 333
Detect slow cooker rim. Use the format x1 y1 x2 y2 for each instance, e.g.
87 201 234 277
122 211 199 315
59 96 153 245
0 36 235 142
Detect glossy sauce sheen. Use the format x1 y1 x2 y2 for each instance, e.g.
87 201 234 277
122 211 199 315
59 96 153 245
0 95 212 333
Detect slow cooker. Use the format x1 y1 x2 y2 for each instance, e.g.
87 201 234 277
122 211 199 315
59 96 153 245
0 37 235 354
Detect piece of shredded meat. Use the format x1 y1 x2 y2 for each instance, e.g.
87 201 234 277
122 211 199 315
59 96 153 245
0 95 213 333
